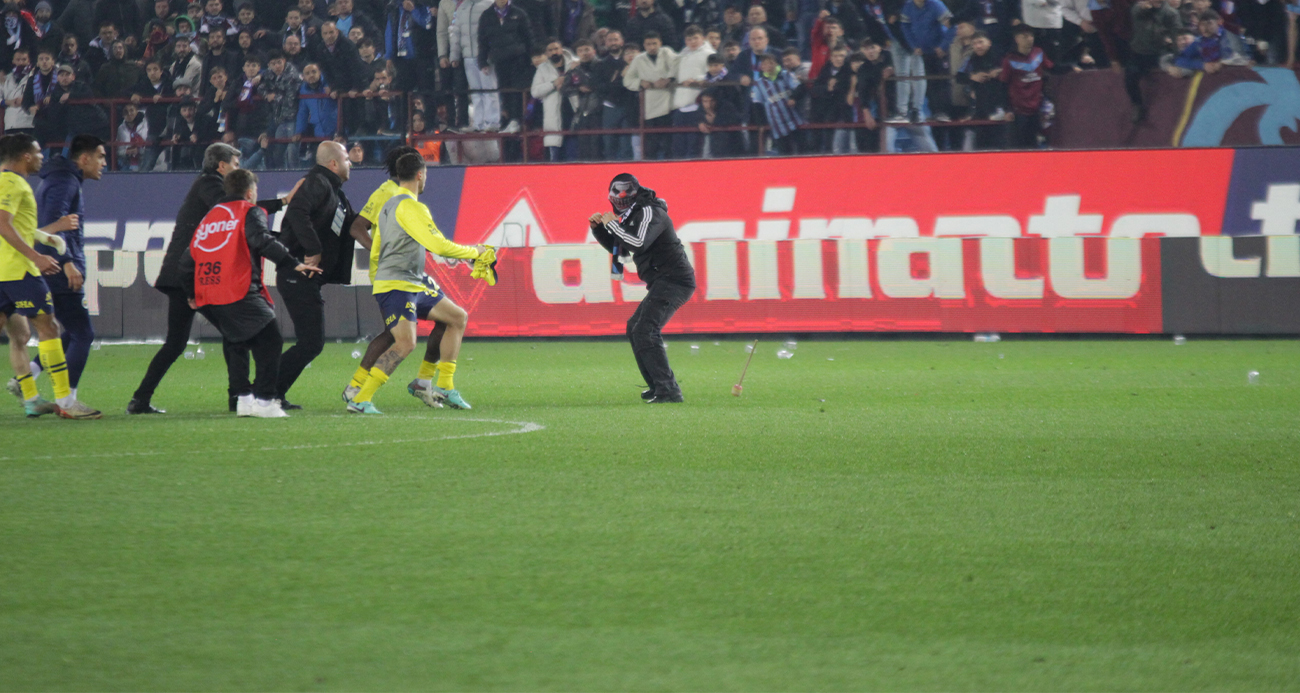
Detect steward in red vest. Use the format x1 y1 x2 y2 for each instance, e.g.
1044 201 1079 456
181 169 321 418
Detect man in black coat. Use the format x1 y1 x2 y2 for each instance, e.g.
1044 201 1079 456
588 173 696 404
274 140 362 406
128 143 301 414
477 0 532 131
728 25 778 154
310 19 365 135
623 0 677 49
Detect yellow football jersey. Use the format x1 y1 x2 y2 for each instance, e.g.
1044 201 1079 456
0 171 40 282
361 180 403 284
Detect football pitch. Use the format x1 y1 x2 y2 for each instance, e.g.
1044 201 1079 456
2 337 1298 691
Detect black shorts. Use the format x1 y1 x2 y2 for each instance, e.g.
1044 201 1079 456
0 275 53 317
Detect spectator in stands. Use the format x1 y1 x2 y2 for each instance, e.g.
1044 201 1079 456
331 0 379 42
94 40 140 98
681 0 719 37
698 87 742 157
130 59 173 171
625 0 678 49
809 15 846 80
169 31 203 92
228 55 272 168
437 0 467 130
40 62 106 148
1126 0 1178 122
947 19 977 115
811 45 853 152
754 52 804 154
235 29 256 62
282 7 311 45
852 38 890 152
33 2 64 57
554 0 596 47
95 0 143 51
200 0 237 37
295 62 337 158
260 50 302 168
720 5 745 44
116 102 151 170
1000 25 1050 148
383 0 433 131
1162 28 1196 75
0 2 38 73
900 0 951 122
283 32 308 69
450 0 497 132
823 0 869 46
624 30 676 159
1173 10 1248 72
732 25 778 154
478 0 535 139
1237 0 1284 64
357 37 382 80
705 26 721 51
141 1 175 61
720 38 739 62
57 34 92 85
563 38 602 160
781 46 810 128
198 64 232 143
793 0 824 59
161 95 201 169
955 30 1006 148
23 49 57 138
203 27 243 88
742 5 785 49
595 33 637 160
703 50 742 113
173 16 200 57
85 20 116 75
530 37 574 161
359 54 394 138
1021 0 1064 64
312 19 366 134
672 25 713 159
296 0 327 31
2 47 35 137
233 2 271 47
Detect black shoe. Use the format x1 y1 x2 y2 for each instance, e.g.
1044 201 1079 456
126 398 165 415
228 394 238 412
646 394 684 404
641 389 655 400
280 399 303 411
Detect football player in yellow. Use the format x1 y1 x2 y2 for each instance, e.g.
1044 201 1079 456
342 146 450 407
348 152 483 414
0 134 99 419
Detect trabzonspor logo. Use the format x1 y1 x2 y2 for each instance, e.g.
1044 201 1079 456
1183 68 1300 147
193 206 238 253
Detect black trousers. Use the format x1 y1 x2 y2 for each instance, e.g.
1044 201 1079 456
231 319 284 401
626 279 694 398
133 288 248 403
1124 53 1162 107
276 275 325 399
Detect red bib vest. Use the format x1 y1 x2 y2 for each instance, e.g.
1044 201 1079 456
191 200 258 307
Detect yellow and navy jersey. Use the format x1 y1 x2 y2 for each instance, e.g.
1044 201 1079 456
361 179 403 284
0 171 40 282
373 190 479 295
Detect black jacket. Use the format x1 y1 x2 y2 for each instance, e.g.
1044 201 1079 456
592 54 636 111
590 192 695 288
623 9 678 50
180 197 299 342
811 61 853 123
131 76 174 136
157 170 285 291
310 35 367 92
279 164 355 285
477 3 533 68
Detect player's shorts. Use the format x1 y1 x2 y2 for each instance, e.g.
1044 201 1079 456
0 275 53 317
376 289 441 328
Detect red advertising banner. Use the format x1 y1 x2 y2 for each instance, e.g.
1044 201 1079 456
430 237 1163 336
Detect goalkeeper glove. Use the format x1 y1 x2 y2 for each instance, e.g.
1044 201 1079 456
34 230 67 255
470 245 498 286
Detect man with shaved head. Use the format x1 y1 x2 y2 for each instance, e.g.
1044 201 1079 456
275 140 361 408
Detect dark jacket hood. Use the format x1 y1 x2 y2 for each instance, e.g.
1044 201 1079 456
38 155 82 181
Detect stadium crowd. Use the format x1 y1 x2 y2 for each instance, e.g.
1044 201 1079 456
0 0 1290 165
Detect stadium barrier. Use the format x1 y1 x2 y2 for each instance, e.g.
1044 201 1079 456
72 145 1300 339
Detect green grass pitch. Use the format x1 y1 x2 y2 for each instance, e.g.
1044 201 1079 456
2 338 1298 691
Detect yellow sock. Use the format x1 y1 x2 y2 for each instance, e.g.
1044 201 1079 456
349 365 370 389
38 339 70 401
16 372 37 400
436 361 456 390
353 367 389 403
417 359 439 381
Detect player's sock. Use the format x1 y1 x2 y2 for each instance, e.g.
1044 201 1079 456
354 368 389 403
349 365 370 389
436 361 456 390
27 360 41 378
70 387 77 401
417 360 439 383
16 373 37 401
38 339 72 404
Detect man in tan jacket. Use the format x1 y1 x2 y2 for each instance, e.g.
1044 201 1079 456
623 30 677 159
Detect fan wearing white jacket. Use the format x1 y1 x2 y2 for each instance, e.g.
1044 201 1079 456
623 32 678 160
448 0 499 131
671 26 713 158
2 49 35 135
531 40 577 159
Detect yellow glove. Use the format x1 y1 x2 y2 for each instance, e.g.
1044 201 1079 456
470 245 498 286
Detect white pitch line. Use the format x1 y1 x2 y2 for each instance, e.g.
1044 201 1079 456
0 418 545 461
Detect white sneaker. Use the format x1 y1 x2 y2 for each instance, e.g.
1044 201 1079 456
236 395 254 417
501 119 521 134
5 377 21 401
251 399 289 418
342 384 360 403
